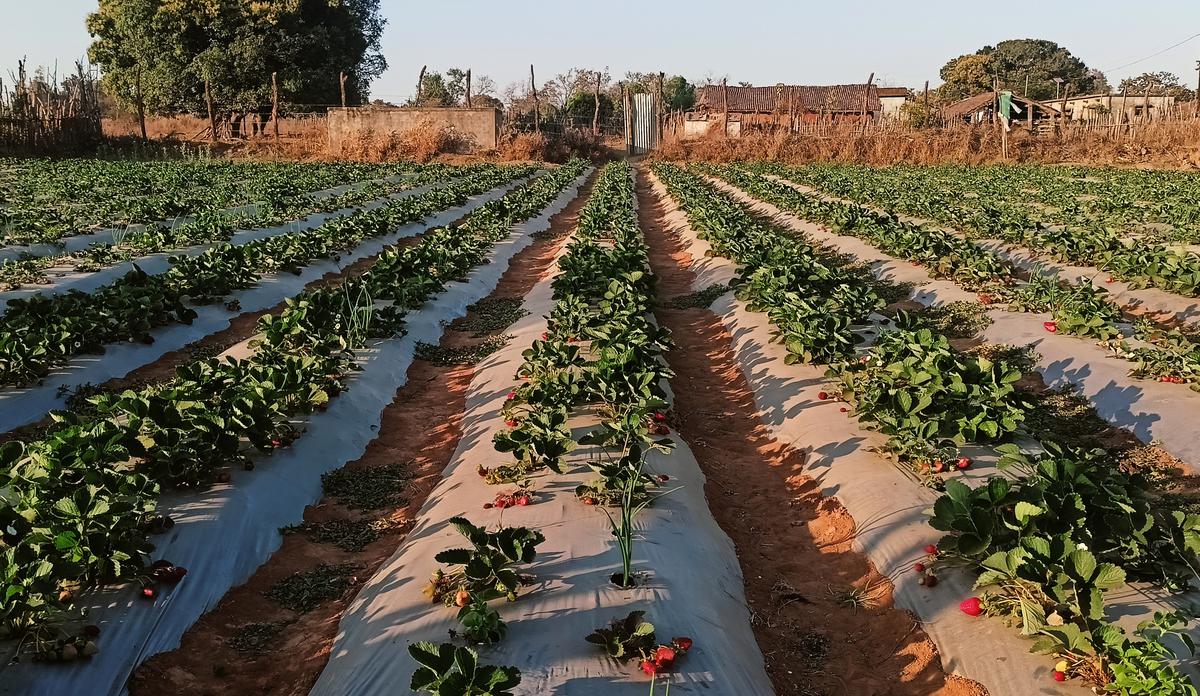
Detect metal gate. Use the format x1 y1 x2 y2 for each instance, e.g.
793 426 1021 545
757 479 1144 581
625 92 658 155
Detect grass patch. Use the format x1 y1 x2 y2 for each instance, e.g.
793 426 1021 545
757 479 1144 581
416 335 510 366
321 461 412 511
265 563 358 613
967 343 1040 373
228 621 289 655
665 283 733 309
452 297 529 336
1024 385 1114 450
281 518 399 552
921 301 993 338
872 278 918 307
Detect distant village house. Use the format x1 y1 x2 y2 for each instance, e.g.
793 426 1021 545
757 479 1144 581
683 83 905 137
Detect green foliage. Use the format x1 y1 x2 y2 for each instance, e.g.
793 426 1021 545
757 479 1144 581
87 0 388 113
585 611 657 661
938 39 1099 101
409 642 521 696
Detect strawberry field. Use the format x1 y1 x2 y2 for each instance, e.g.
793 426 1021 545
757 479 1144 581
1 155 1199 696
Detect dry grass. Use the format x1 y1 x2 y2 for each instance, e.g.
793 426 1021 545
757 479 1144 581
658 120 1200 169
497 129 608 163
336 120 477 162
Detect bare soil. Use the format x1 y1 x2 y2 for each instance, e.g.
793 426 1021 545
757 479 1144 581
127 170 595 696
636 167 986 696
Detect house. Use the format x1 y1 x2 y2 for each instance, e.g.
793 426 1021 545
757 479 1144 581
683 83 883 137
876 87 910 119
1058 93 1175 122
941 92 1057 126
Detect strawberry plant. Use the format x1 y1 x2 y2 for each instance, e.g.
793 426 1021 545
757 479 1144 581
409 641 521 696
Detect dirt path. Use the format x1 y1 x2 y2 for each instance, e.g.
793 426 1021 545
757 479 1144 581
636 167 986 696
127 171 597 696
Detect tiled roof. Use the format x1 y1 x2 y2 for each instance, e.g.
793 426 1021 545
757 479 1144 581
940 92 999 119
695 84 882 113
876 87 910 98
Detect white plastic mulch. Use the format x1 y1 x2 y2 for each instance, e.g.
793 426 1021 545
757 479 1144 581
0 170 590 696
654 173 1088 696
0 179 443 310
309 188 774 696
0 177 532 434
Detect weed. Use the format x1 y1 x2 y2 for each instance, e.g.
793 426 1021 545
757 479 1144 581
665 283 733 309
228 621 289 655
281 518 399 552
452 297 529 336
265 563 359 613
416 335 510 366
321 461 412 510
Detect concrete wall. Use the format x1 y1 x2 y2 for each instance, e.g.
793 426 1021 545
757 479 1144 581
879 96 907 119
326 107 501 153
1061 95 1175 121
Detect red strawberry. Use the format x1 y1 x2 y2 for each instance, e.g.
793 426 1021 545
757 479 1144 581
454 590 471 608
270 439 282 448
672 637 693 652
931 460 945 473
141 586 156 600
839 407 848 413
659 474 670 483
914 562 926 573
960 597 983 617
505 420 519 427
581 496 596 506
653 412 667 422
1043 321 1058 333
1053 671 1066 682
640 659 658 676
655 645 677 669
540 332 549 340
514 495 530 506
924 544 938 555
506 392 516 400
817 391 829 400
1106 277 1115 283
956 456 971 470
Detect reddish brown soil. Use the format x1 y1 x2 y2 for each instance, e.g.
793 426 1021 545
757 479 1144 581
128 170 595 696
637 168 986 696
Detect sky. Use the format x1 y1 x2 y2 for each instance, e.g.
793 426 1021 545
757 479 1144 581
3 0 1200 100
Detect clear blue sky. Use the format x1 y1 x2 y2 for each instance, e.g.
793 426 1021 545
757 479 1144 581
4 0 1199 99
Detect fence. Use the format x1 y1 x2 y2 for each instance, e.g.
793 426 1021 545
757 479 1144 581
0 61 103 155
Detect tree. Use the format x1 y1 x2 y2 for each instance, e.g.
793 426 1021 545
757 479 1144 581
663 76 695 111
937 39 1098 102
938 54 994 101
409 69 469 107
1118 71 1194 100
87 0 387 115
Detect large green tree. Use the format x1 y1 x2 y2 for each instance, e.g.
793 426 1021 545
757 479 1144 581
938 39 1101 101
1118 71 1195 100
87 0 387 115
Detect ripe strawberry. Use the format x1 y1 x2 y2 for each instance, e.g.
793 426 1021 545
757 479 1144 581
839 406 848 413
540 332 549 340
1106 277 1115 283
1053 671 1066 682
506 392 516 400
956 456 971 470
505 420 519 427
1043 321 1058 333
640 659 658 676
959 597 983 617
817 391 829 400
931 460 945 473
454 590 471 608
141 586 157 600
270 439 282 448
654 645 677 669
672 637 693 652
652 412 667 422
924 544 938 555
914 562 926 573
514 494 530 506
581 496 596 506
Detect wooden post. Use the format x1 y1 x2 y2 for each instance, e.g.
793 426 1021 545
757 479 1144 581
622 82 631 152
339 71 348 107
1119 87 1129 127
135 65 147 141
592 70 601 136
204 76 216 143
414 66 426 105
862 72 875 131
1142 85 1151 122
657 71 666 143
722 78 729 138
465 69 472 108
787 86 795 133
1194 61 1200 118
921 80 929 126
1060 85 1069 131
271 71 280 144
530 64 539 134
